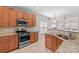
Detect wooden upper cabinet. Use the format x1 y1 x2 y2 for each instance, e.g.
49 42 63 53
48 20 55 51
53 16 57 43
0 7 36 27
16 10 24 19
32 15 36 26
0 7 8 27
24 13 28 20
28 14 36 27
28 14 33 27
8 8 17 27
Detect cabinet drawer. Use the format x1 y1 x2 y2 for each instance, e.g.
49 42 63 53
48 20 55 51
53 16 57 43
8 34 18 38
0 36 9 43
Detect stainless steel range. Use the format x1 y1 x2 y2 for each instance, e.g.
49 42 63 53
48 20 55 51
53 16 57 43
16 28 30 48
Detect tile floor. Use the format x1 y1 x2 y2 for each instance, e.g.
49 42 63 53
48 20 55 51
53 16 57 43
10 35 79 53
56 39 79 53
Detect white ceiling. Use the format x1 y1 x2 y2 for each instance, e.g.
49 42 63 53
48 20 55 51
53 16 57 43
15 6 79 18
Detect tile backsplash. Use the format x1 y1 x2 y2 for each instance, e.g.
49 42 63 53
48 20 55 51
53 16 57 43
0 26 38 35
26 27 38 32
0 28 16 34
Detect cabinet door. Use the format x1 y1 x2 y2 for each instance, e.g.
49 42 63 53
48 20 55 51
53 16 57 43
0 7 8 27
55 37 63 49
30 32 38 44
16 11 24 19
45 35 60 52
52 39 57 52
45 35 53 50
51 35 60 52
0 36 9 53
28 14 33 27
24 13 28 20
8 8 16 27
30 32 35 44
35 32 38 41
32 15 36 26
8 35 19 51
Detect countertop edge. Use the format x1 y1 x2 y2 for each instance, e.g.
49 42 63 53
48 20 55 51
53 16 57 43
45 34 65 41
0 33 18 37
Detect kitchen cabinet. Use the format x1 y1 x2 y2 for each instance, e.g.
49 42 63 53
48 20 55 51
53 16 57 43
28 14 36 27
0 7 8 27
32 15 36 26
28 14 33 27
45 34 57 52
8 34 19 51
45 35 53 50
24 13 28 20
30 32 38 44
16 10 24 19
0 36 9 53
0 7 36 27
16 10 28 20
0 34 19 53
45 34 63 52
8 8 17 27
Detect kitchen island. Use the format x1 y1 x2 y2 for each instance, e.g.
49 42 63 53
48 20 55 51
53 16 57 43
45 33 64 52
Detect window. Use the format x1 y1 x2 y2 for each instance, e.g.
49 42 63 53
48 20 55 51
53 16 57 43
50 18 57 28
65 17 78 31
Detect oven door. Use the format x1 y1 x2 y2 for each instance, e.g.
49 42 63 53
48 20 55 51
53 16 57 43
20 36 30 42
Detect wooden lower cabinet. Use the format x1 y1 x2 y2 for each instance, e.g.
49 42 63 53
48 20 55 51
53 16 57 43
45 35 52 49
0 34 19 53
8 35 19 51
45 34 63 52
30 32 38 44
32 15 36 26
0 36 9 53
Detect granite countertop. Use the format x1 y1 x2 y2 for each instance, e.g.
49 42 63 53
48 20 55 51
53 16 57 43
33 31 38 32
0 33 18 37
48 29 79 33
27 30 38 32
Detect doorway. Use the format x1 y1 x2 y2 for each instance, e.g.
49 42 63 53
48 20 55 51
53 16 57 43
39 21 47 38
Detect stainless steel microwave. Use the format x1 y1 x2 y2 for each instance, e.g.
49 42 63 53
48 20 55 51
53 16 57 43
16 19 28 27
